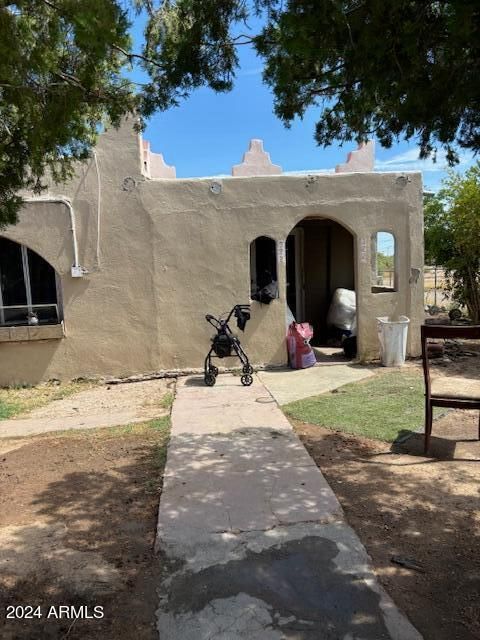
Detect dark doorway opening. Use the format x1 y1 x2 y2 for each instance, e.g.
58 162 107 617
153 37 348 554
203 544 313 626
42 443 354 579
286 218 355 346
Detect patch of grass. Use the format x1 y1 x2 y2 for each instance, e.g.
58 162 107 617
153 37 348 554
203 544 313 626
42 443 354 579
28 415 172 441
160 391 174 411
0 379 96 420
283 371 437 442
0 399 20 420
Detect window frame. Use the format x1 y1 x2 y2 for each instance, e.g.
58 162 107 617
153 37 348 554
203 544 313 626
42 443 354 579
249 235 279 301
0 240 61 327
371 230 397 293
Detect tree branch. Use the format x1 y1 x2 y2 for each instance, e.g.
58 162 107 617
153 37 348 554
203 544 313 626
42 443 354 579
39 0 60 10
111 44 165 71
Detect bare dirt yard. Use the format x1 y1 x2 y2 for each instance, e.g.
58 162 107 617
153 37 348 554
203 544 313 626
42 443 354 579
0 381 172 640
294 409 480 640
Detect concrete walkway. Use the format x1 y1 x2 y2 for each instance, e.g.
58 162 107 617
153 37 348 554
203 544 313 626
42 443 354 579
258 362 374 405
155 374 421 639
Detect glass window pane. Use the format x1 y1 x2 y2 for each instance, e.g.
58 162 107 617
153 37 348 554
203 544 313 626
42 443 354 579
0 237 27 306
27 248 57 305
371 231 396 292
250 236 278 301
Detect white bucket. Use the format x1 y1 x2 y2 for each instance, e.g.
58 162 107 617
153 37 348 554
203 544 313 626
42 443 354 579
376 316 410 366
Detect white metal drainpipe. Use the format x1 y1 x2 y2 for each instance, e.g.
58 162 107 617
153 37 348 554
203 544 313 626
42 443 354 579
23 196 87 277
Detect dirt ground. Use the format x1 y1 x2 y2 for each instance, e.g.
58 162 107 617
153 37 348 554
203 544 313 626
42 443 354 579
294 409 480 640
0 422 169 640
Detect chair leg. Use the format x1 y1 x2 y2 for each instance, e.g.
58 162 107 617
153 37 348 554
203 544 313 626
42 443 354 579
478 410 480 441
424 401 433 454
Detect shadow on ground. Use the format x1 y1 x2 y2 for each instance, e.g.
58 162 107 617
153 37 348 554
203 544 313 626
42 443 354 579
295 410 480 640
0 429 167 640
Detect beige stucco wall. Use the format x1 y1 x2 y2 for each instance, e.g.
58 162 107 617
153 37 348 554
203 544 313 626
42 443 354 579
0 122 424 385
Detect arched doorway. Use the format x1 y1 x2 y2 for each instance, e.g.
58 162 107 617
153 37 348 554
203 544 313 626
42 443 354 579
0 236 61 327
286 217 355 348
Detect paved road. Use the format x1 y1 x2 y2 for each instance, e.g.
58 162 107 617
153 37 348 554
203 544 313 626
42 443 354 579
155 374 422 639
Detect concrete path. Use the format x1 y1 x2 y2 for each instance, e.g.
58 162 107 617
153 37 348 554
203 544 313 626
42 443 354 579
258 363 374 405
0 379 171 437
155 374 421 639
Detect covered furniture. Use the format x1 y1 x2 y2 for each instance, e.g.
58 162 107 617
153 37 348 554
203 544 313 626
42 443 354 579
421 324 480 454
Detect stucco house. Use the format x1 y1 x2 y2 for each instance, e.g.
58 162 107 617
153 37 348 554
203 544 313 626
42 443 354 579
0 121 424 386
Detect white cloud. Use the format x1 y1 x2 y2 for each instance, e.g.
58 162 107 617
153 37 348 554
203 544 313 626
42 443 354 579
374 147 474 173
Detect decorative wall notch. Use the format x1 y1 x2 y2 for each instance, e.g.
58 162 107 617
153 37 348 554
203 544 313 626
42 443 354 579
232 139 282 177
142 139 176 179
335 141 375 173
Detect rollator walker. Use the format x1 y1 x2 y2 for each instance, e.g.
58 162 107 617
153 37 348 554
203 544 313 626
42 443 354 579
204 304 253 387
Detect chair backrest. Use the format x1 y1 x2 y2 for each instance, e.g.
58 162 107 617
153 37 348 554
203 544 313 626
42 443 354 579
421 324 480 341
421 324 480 393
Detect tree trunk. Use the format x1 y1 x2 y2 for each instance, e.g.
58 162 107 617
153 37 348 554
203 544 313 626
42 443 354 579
464 267 480 323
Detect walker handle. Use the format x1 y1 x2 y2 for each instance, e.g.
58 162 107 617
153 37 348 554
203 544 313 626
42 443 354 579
205 314 222 329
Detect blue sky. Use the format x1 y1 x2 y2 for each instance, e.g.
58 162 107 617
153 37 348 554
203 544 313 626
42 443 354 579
130 11 475 193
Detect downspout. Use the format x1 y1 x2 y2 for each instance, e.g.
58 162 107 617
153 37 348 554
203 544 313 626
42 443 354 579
23 196 87 277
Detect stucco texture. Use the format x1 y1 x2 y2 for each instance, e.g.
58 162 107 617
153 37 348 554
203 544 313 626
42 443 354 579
0 122 424 385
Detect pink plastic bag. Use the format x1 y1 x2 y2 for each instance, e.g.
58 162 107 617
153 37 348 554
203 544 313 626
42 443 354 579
287 322 316 369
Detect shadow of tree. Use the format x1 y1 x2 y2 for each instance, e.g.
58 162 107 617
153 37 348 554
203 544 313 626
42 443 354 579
0 429 168 640
295 413 480 640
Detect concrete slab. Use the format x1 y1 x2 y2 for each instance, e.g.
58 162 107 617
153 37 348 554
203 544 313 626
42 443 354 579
258 363 375 405
155 373 422 639
171 375 291 434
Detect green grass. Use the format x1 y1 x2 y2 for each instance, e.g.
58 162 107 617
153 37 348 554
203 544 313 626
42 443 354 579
283 371 435 442
28 415 171 441
0 399 20 420
160 391 174 411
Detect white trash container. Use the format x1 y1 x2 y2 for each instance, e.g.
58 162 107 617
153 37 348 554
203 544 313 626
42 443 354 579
376 316 410 366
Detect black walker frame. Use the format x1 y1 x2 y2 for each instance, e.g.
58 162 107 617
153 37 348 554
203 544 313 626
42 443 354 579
204 305 253 386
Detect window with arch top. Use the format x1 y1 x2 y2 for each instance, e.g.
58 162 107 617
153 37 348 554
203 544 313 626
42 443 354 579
0 237 61 326
371 231 396 292
250 236 279 303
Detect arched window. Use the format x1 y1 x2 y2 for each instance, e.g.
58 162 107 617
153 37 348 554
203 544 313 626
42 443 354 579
371 231 396 292
250 236 278 303
0 237 60 326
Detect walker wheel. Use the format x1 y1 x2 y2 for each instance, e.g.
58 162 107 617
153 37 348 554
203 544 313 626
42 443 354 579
242 364 253 375
204 373 216 386
209 366 219 376
241 374 253 386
